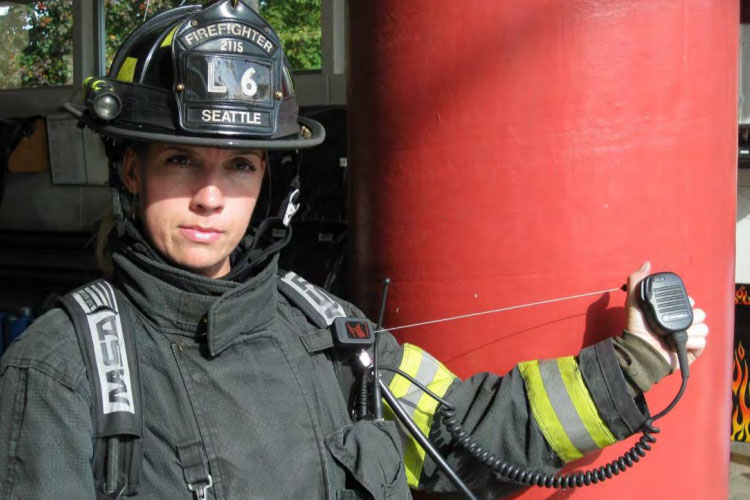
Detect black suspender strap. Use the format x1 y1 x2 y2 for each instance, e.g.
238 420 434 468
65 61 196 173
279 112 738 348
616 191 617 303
60 280 143 499
177 441 213 500
169 344 214 500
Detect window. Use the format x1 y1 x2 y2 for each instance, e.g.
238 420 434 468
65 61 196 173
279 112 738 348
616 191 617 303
259 0 322 71
0 1 75 90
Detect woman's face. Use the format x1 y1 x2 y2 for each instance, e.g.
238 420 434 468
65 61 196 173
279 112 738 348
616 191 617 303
122 143 266 278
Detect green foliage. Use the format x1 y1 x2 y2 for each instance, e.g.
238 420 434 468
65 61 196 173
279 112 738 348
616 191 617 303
2 1 75 88
0 4 33 89
21 1 74 87
259 0 321 70
0 0 322 90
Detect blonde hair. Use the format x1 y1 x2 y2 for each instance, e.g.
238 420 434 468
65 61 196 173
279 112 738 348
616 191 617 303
94 206 116 277
94 141 144 277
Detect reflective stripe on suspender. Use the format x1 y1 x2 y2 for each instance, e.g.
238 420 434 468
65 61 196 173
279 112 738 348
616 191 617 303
277 271 347 328
60 280 143 498
69 281 136 416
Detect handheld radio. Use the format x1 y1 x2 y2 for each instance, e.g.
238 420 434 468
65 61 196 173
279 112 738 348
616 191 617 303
637 272 693 378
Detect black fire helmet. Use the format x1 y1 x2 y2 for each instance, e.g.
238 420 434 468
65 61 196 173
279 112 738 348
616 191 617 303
64 0 324 150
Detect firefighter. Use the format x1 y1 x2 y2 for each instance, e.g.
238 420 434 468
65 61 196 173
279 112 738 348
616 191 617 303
0 1 708 499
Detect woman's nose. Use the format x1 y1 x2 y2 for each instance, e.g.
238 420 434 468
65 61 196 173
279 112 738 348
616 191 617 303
190 181 225 213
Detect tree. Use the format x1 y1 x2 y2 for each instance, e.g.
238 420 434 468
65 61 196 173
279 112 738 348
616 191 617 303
0 2 74 89
259 0 321 70
0 5 34 89
19 1 74 87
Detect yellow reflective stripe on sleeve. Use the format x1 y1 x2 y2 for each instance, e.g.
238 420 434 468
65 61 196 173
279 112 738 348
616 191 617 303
390 343 423 398
388 344 424 487
160 26 178 47
381 401 424 488
519 356 618 463
415 362 454 427
116 57 138 82
387 343 456 488
518 360 583 462
556 357 616 449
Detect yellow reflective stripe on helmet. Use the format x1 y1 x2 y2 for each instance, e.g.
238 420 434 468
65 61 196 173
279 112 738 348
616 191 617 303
160 26 178 48
90 79 108 91
387 343 456 487
519 357 616 464
116 57 138 82
82 76 94 98
556 357 616 449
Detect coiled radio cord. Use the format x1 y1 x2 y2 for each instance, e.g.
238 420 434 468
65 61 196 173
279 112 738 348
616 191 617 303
441 374 686 488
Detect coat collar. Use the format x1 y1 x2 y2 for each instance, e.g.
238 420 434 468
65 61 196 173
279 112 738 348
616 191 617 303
112 238 278 357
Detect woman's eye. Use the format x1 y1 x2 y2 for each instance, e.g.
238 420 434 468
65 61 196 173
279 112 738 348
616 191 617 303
230 159 258 172
165 155 195 167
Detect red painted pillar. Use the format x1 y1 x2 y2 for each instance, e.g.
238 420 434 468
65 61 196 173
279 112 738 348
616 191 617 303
348 1 736 499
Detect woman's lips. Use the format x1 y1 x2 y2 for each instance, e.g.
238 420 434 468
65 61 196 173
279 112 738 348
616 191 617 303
179 226 223 243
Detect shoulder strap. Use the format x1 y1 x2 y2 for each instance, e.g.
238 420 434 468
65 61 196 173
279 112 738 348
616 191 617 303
277 270 347 329
59 280 143 498
277 270 350 355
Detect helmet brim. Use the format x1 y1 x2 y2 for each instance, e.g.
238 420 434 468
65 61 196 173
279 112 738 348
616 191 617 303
64 102 325 150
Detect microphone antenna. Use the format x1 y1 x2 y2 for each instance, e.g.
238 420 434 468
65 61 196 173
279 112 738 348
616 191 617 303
372 277 391 420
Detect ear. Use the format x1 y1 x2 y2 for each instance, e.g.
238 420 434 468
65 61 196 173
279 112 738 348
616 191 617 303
121 147 140 194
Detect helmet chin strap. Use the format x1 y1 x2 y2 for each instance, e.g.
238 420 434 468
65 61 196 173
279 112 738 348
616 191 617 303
239 150 302 270
277 149 303 228
111 188 137 224
282 187 300 227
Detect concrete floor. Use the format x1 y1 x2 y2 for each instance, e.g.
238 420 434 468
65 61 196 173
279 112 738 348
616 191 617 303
730 461 750 500
730 442 750 500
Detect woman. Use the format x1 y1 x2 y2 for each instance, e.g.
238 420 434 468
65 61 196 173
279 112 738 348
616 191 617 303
0 2 708 499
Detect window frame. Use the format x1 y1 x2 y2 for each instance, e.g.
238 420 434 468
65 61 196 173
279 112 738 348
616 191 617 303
295 0 346 106
0 0 103 117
